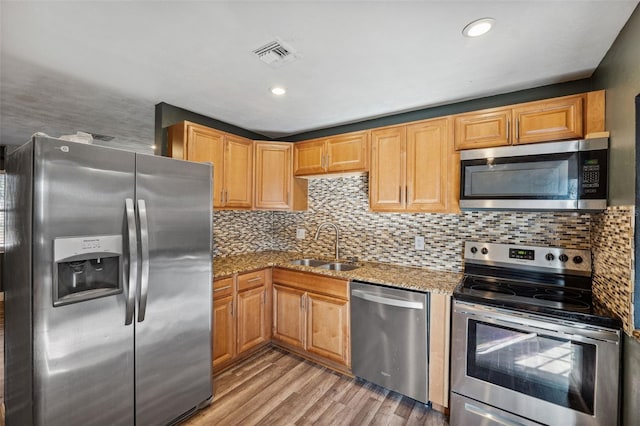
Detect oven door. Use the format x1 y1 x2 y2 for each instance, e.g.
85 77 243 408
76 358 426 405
451 301 621 426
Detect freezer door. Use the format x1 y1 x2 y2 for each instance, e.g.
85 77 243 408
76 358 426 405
31 137 136 425
134 154 213 425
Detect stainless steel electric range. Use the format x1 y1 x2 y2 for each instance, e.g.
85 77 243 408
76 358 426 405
451 242 622 426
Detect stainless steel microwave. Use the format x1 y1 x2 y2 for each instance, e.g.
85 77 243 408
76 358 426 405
460 138 608 211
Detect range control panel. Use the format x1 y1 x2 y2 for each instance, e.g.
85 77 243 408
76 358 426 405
465 241 591 274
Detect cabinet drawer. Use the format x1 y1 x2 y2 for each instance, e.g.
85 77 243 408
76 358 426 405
214 276 234 298
273 268 348 300
238 269 267 292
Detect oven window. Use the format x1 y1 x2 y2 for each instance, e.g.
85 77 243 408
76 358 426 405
462 152 578 199
467 320 596 414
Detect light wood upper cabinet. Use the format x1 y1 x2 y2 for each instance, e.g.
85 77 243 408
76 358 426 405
222 134 253 208
370 126 406 212
167 121 253 209
512 94 583 145
293 139 326 176
454 108 511 150
370 118 457 213
325 132 368 173
254 142 308 211
294 131 369 176
406 119 452 212
454 92 601 150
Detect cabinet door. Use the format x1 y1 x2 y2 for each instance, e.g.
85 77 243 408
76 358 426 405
254 142 292 210
212 293 235 371
454 108 511 150
187 124 225 208
293 140 326 176
406 118 449 212
306 293 350 367
272 284 305 349
513 95 583 145
370 126 406 212
224 135 253 208
237 286 268 354
325 131 369 173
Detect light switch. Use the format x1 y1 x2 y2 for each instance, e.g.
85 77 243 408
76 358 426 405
415 236 425 251
296 229 306 240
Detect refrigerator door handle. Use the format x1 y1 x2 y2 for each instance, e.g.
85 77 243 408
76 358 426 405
125 198 138 325
137 199 150 322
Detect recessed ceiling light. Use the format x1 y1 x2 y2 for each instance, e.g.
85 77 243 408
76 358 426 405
462 18 495 37
270 86 286 96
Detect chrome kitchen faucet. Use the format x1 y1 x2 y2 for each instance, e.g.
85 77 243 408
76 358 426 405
314 222 340 261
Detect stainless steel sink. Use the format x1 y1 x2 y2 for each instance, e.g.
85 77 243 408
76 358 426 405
316 262 360 271
288 258 328 267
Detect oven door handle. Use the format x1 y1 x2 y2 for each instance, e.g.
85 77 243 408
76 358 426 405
455 301 620 343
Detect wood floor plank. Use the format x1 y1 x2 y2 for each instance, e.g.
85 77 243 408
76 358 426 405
181 346 449 426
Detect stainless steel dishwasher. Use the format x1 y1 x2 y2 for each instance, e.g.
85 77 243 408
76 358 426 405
350 280 429 404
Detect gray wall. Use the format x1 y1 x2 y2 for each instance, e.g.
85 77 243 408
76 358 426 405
592 4 640 206
591 4 640 424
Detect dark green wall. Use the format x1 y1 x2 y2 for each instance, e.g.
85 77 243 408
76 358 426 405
591 4 640 425
592 4 640 206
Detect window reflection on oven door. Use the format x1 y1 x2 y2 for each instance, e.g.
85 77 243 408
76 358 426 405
451 302 621 426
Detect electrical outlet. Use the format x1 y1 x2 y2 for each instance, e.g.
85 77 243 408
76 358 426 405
415 236 425 251
296 228 306 240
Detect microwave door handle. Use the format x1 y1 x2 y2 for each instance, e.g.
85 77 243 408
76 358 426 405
124 198 138 325
137 199 150 322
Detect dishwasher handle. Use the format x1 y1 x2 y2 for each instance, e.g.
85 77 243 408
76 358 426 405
351 289 424 309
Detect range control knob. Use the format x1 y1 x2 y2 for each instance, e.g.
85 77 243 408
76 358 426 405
470 246 478 254
545 253 555 261
481 247 489 255
573 256 584 264
559 254 569 263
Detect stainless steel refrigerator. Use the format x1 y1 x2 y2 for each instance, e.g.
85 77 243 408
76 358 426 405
4 135 213 425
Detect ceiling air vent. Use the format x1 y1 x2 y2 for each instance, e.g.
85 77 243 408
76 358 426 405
252 38 299 67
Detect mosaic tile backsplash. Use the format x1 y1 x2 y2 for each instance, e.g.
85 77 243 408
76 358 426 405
591 205 635 334
212 175 636 336
272 175 591 272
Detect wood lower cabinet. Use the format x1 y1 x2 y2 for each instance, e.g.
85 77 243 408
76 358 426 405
305 293 349 365
212 269 271 373
212 277 235 370
428 293 452 409
272 268 350 370
273 284 306 349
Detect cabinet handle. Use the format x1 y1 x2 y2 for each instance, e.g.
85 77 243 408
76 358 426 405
405 186 409 203
247 277 262 283
325 154 330 169
230 300 234 317
220 191 225 205
399 186 402 203
516 119 520 143
506 119 510 141
225 190 229 204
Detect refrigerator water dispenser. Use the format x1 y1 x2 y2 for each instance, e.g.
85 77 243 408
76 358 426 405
53 235 123 306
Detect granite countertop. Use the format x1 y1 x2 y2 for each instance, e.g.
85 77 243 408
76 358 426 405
213 251 462 295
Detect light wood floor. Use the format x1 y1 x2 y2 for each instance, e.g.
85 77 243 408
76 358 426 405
184 346 449 426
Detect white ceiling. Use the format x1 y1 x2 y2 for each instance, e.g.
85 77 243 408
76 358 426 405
1 1 638 151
